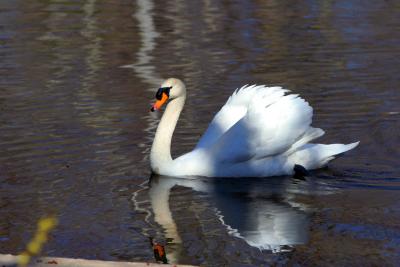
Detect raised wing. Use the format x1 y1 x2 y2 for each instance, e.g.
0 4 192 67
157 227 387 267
208 88 321 163
196 85 288 149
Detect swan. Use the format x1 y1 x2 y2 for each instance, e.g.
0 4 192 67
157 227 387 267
150 78 359 177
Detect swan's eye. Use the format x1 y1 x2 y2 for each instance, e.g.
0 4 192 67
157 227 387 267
156 86 172 100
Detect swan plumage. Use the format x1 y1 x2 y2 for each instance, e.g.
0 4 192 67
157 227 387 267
150 78 358 177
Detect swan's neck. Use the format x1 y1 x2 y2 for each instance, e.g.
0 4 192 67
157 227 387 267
150 96 185 173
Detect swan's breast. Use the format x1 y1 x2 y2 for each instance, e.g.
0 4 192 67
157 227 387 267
171 149 213 177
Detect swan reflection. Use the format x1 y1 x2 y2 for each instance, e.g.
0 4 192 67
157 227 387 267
148 175 315 254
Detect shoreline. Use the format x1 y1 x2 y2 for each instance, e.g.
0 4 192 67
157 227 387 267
0 254 197 267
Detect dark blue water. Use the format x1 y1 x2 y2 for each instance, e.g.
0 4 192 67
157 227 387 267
1 0 399 265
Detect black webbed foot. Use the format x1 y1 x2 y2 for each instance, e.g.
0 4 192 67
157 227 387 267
293 164 310 180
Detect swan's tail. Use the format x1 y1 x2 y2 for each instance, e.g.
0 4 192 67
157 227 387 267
291 141 359 170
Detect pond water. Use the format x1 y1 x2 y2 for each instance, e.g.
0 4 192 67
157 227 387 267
1 0 400 266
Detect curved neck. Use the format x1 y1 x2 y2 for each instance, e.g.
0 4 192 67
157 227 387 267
150 96 185 173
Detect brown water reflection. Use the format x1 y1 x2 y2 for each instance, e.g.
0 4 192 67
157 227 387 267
1 0 400 265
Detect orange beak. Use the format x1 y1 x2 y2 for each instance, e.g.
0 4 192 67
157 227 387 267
151 92 169 112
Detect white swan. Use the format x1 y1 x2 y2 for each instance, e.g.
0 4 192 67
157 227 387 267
150 78 359 177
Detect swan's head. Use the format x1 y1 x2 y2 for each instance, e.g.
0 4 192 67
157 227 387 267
151 78 186 112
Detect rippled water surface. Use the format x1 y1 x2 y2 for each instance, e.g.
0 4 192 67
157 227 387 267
1 0 400 266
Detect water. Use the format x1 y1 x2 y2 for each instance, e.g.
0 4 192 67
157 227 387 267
1 0 399 265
